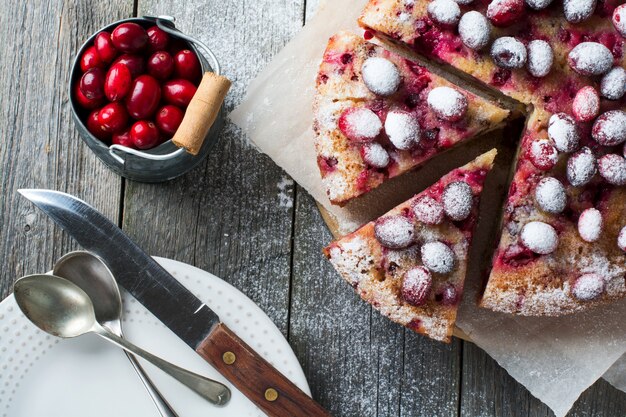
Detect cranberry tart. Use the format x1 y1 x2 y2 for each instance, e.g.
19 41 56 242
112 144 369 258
324 150 496 342
313 31 509 205
359 0 626 315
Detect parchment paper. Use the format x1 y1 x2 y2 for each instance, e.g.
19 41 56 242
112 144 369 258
228 1 626 415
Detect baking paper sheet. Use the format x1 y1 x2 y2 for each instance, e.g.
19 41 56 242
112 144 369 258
228 1 626 415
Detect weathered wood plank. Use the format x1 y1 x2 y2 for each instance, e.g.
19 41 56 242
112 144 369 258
0 0 128 300
122 0 305 336
290 190 462 416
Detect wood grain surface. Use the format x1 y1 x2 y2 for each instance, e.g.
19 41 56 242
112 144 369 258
0 0 624 416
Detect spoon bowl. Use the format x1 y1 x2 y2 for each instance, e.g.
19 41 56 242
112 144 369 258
14 274 97 338
53 251 122 329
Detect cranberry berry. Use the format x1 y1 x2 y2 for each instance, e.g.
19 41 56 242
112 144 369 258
98 102 129 133
572 86 600 122
162 79 198 108
80 45 104 72
112 129 135 148
528 139 558 171
338 107 382 143
86 109 110 141
104 62 132 102
147 51 175 80
374 215 415 249
130 120 161 149
401 267 432 306
95 32 118 63
174 50 202 82
156 105 185 136
112 54 146 78
486 0 525 27
146 25 170 51
126 74 162 119
74 84 103 110
80 67 106 100
111 22 149 53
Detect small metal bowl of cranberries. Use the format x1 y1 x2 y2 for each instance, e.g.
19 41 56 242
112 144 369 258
69 15 224 182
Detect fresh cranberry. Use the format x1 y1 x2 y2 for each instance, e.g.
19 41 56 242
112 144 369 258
86 109 110 141
146 26 170 51
126 75 161 119
155 105 184 136
572 86 600 122
104 62 132 102
130 120 160 149
111 22 149 53
528 139 558 171
147 51 174 80
98 102 129 133
486 0 525 27
79 68 105 100
337 107 382 142
571 273 605 301
374 215 415 249
94 32 118 63
500 243 539 267
80 45 104 72
112 54 145 78
435 283 459 305
74 84 103 110
592 110 626 146
112 129 134 148
162 79 197 108
173 50 201 82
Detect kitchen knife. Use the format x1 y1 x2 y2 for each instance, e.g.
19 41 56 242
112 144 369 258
19 189 332 417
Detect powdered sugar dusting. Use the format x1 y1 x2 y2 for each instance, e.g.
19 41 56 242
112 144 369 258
328 237 373 286
458 11 491 50
361 142 390 168
618 226 626 251
427 86 468 122
525 0 553 10
420 241 456 274
548 113 580 153
572 86 600 122
578 208 603 243
613 4 626 37
529 139 558 170
527 40 553 78
339 107 383 142
374 215 415 249
427 0 461 26
598 153 626 185
491 37 527 69
600 67 626 100
361 57 401 96
563 0 597 23
401 266 433 306
567 146 597 187
520 221 558 254
384 110 421 150
572 273 605 301
592 110 626 146
534 177 566 214
568 42 614 76
413 195 445 225
442 181 473 220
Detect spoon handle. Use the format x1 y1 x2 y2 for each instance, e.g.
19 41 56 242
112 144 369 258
123 350 180 417
95 326 231 406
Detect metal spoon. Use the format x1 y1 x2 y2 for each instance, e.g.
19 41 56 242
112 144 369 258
13 273 231 406
53 251 178 417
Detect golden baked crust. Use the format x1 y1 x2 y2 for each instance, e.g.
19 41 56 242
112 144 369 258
324 150 497 341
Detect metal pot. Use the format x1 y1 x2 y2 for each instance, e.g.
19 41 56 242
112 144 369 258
69 15 224 182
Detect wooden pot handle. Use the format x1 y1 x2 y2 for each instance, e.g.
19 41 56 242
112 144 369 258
196 323 333 417
172 72 231 155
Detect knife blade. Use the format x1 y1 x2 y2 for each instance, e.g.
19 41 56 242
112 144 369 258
19 189 332 417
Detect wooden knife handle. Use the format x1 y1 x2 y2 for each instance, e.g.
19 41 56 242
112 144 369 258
196 323 333 417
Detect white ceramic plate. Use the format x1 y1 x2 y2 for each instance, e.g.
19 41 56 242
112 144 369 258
0 257 310 417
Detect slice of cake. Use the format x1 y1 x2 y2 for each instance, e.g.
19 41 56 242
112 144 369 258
313 31 510 205
324 149 497 341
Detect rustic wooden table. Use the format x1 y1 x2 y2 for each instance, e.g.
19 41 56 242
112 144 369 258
1 1 625 416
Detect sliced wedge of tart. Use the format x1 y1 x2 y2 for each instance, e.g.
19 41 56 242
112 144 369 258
324 149 497 341
313 31 509 205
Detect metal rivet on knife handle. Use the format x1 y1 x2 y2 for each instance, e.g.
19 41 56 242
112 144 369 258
222 351 236 365
264 388 278 402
